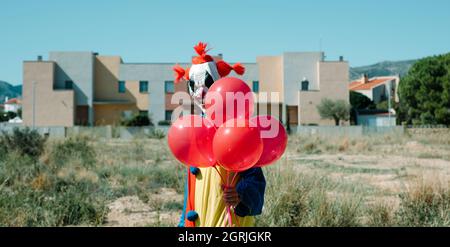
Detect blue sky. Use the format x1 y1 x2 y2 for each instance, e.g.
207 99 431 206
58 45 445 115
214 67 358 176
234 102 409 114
1 0 450 85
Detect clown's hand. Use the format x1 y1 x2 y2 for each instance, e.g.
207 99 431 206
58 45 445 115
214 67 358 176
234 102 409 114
222 186 240 208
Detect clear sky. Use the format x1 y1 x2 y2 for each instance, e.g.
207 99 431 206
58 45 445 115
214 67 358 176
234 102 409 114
1 0 450 85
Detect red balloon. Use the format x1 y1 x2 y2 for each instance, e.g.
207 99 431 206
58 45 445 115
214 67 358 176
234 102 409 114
250 115 288 167
205 77 254 128
213 119 263 172
167 115 216 168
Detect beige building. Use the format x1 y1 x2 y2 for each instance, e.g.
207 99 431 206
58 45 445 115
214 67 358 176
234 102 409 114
256 52 349 126
23 51 349 127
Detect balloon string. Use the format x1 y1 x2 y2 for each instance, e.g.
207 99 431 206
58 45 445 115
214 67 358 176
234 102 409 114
214 165 233 227
213 165 226 185
231 172 239 186
226 205 233 227
230 171 241 227
226 170 233 227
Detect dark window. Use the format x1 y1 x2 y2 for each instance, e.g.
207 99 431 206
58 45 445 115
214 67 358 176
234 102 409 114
139 81 149 93
118 81 126 93
165 81 174 93
165 110 173 121
301 80 309 91
252 81 260 93
65 80 73 90
139 110 148 116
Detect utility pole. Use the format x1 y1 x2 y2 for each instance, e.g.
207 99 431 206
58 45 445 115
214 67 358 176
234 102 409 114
387 82 392 126
32 81 36 129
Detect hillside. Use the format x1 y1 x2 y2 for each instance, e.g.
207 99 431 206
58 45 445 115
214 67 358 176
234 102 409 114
349 59 416 81
0 80 21 103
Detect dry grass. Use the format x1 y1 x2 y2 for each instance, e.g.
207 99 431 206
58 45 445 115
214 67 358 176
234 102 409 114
1 128 450 226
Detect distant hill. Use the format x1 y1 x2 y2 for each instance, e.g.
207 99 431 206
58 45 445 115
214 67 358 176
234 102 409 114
0 80 21 103
350 59 417 81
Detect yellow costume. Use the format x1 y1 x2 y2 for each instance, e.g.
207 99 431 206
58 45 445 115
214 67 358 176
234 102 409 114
179 166 265 227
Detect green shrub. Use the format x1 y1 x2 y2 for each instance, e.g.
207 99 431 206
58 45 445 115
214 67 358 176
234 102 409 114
157 120 171 126
0 127 46 159
122 114 153 127
257 166 361 227
0 152 45 188
0 186 107 226
395 184 450 226
0 149 108 226
49 136 96 168
365 203 394 227
148 129 166 139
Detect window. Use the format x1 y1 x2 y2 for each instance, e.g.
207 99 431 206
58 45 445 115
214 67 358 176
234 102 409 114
139 110 148 116
165 81 174 93
301 80 309 91
118 81 126 93
65 80 73 90
252 81 259 93
165 110 173 121
139 81 149 93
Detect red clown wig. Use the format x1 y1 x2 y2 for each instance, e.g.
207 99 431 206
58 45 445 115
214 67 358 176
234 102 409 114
173 42 245 83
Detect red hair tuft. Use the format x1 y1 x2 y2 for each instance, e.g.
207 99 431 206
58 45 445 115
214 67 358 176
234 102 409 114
216 60 246 77
193 42 208 56
173 64 187 83
232 63 245 75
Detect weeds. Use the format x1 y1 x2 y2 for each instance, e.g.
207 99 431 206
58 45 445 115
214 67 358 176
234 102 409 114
0 127 46 159
1 129 450 226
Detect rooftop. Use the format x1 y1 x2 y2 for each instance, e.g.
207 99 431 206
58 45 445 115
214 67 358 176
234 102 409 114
4 98 21 105
349 76 397 91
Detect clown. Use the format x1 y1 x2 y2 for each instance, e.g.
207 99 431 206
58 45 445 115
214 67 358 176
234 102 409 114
173 42 245 111
173 42 266 227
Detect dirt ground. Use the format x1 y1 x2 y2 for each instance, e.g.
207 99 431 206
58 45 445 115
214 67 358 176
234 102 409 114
105 188 183 227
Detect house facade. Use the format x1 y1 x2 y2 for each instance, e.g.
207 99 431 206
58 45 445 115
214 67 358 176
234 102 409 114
356 109 396 127
349 75 400 104
23 51 349 127
3 97 21 113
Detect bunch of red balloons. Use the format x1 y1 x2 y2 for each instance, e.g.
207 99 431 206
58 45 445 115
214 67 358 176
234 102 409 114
168 77 287 172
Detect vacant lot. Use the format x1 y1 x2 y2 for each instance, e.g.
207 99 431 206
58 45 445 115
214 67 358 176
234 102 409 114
1 128 449 226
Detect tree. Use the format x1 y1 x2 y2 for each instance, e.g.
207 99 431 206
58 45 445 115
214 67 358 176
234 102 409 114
398 53 450 125
350 91 375 110
121 114 154 127
317 98 350 126
0 110 16 122
349 91 376 125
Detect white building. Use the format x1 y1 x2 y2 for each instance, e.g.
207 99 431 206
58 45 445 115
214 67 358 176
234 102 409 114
349 75 400 104
3 97 21 113
356 109 396 126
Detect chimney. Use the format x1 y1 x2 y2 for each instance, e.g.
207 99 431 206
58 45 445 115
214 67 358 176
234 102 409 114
339 56 344 62
37 55 43 61
361 74 369 84
213 53 223 62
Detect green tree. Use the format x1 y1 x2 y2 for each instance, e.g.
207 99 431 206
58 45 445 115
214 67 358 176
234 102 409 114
0 111 16 122
398 53 450 125
350 91 375 110
121 114 153 127
317 98 350 126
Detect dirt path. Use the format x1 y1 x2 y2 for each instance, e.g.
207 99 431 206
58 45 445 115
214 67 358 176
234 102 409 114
104 188 183 227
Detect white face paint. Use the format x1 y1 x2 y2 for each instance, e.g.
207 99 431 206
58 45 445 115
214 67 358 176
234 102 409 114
187 61 221 108
188 62 220 88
